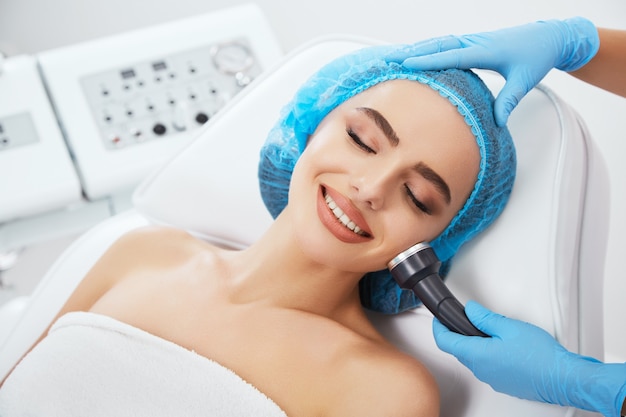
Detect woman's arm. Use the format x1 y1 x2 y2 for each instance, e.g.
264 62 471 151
330 349 440 417
570 28 626 97
0 227 160 386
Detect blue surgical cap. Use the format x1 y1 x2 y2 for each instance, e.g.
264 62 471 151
258 45 516 314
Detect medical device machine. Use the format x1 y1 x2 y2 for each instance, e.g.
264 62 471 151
389 242 487 337
36 4 281 202
0 3 282 256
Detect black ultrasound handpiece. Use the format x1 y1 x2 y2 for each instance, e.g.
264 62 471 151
388 242 488 337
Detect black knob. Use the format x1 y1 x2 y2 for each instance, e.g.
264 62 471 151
195 112 209 124
153 123 167 135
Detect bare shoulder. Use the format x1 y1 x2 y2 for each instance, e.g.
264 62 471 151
55 226 207 315
330 342 440 417
107 225 220 263
112 225 199 253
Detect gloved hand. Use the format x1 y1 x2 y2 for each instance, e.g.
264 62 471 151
434 301 626 417
387 17 599 126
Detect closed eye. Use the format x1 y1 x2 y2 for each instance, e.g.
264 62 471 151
347 128 376 154
405 185 431 215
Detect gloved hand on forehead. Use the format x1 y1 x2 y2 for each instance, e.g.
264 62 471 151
387 17 599 126
434 301 626 417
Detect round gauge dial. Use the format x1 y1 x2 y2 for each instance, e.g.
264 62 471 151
211 42 254 75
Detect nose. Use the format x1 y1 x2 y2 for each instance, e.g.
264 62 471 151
350 168 394 211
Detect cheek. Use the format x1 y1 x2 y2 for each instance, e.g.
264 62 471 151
303 129 336 157
380 213 447 258
288 155 312 207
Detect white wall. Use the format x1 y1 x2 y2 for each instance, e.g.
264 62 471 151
1 0 624 361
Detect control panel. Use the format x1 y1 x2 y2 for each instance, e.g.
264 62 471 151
80 39 263 150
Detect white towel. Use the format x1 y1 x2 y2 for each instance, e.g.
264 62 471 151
0 311 288 417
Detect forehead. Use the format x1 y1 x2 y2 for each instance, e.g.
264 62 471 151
343 79 474 143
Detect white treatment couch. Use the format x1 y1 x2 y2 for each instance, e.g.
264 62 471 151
0 36 610 417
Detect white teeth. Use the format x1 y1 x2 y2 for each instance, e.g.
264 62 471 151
324 192 367 236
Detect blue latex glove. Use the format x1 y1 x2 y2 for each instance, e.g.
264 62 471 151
434 301 626 417
389 17 599 126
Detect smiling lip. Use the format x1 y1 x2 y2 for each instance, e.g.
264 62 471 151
316 185 373 243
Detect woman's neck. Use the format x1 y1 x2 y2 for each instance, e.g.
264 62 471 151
220 211 366 322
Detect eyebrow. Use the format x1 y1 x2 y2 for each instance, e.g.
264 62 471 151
356 107 451 205
357 107 400 147
414 162 451 205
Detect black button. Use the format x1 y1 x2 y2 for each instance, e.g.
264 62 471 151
195 112 209 124
153 123 167 135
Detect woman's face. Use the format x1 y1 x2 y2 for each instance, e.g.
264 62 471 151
288 79 480 274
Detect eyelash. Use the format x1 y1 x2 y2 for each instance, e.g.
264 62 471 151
405 185 431 215
346 128 376 154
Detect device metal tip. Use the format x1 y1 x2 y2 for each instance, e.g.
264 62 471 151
387 242 431 270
